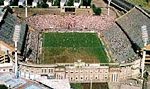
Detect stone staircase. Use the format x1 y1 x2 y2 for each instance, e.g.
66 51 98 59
0 55 10 63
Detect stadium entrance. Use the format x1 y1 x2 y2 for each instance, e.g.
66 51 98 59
143 44 150 64
61 6 75 14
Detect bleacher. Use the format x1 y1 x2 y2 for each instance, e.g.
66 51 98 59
102 6 150 63
102 23 138 63
0 73 48 89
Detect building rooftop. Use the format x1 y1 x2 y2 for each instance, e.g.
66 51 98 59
35 78 70 89
0 73 48 89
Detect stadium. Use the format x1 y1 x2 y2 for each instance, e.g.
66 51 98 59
40 32 108 64
24 14 114 64
23 6 148 65
0 2 150 89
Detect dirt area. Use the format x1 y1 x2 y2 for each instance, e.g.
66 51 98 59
13 4 118 19
92 0 107 7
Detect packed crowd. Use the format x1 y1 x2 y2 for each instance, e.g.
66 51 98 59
102 23 139 63
25 14 142 63
25 15 114 32
24 14 115 62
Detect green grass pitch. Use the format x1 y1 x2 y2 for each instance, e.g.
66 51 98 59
41 32 108 64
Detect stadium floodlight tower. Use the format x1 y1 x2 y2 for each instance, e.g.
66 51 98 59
107 0 111 16
141 25 148 78
25 0 28 17
13 24 21 78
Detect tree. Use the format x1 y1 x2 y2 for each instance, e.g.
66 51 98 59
92 4 102 15
37 1 49 8
2 6 13 13
82 0 91 6
146 0 150 4
148 0 150 5
53 0 60 6
74 0 80 3
0 0 4 5
92 4 96 12
87 0 92 6
43 0 47 3
0 85 8 89
27 0 34 5
96 7 101 15
66 0 74 6
10 0 19 6
143 71 149 80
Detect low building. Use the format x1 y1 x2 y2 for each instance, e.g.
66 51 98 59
19 60 140 83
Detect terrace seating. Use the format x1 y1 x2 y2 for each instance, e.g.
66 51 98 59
24 31 39 61
25 15 114 32
102 7 150 62
116 7 150 48
102 23 138 62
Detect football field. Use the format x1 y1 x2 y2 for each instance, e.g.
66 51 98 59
40 32 108 64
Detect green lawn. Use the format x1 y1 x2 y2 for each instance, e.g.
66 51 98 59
70 83 109 89
41 32 108 64
0 85 7 89
71 83 82 89
126 0 150 10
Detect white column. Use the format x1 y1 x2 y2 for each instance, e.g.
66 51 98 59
15 41 18 78
90 79 92 89
141 48 146 78
107 0 111 16
141 25 148 78
25 0 28 17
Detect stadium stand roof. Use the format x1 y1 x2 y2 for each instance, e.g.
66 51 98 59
102 6 150 62
110 0 134 12
116 6 150 48
0 8 27 53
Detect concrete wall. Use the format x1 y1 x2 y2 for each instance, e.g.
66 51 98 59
18 62 140 83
